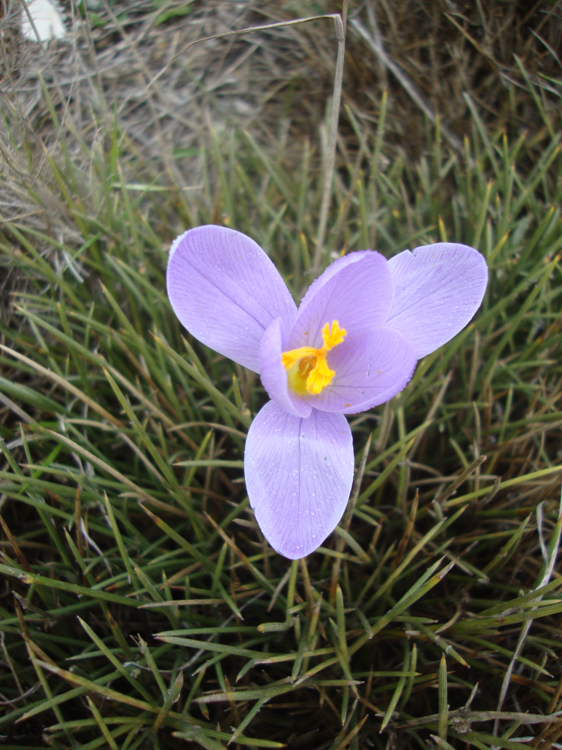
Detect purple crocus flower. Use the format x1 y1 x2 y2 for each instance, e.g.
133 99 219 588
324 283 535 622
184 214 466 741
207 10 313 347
167 225 487 560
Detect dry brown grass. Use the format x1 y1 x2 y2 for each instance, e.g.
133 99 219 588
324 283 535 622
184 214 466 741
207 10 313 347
2 1 560 194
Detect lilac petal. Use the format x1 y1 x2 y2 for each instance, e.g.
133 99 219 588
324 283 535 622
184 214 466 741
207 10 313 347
386 243 488 359
259 319 312 418
305 327 417 415
167 226 297 372
245 401 354 559
287 251 393 350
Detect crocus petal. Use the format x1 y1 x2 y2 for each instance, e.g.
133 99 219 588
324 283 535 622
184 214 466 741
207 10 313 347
386 243 488 359
259 319 312 418
287 251 393 349
305 327 417 414
245 401 354 559
167 226 297 372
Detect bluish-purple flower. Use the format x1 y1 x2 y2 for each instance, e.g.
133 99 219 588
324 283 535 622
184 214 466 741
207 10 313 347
167 225 488 559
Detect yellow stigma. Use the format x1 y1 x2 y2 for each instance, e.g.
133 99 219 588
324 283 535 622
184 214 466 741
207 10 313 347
281 320 347 396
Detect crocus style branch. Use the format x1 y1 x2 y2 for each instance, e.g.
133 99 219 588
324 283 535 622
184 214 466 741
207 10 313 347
167 226 487 559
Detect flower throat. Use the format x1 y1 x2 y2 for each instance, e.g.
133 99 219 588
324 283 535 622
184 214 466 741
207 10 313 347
282 321 347 396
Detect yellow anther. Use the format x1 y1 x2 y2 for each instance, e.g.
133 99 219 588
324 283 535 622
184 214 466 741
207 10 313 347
305 355 335 395
322 320 346 349
282 320 347 396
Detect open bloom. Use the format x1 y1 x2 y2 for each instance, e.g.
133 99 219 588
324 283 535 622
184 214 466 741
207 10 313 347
167 225 487 559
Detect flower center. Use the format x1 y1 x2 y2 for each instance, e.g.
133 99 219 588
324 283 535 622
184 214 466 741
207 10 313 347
281 320 347 396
